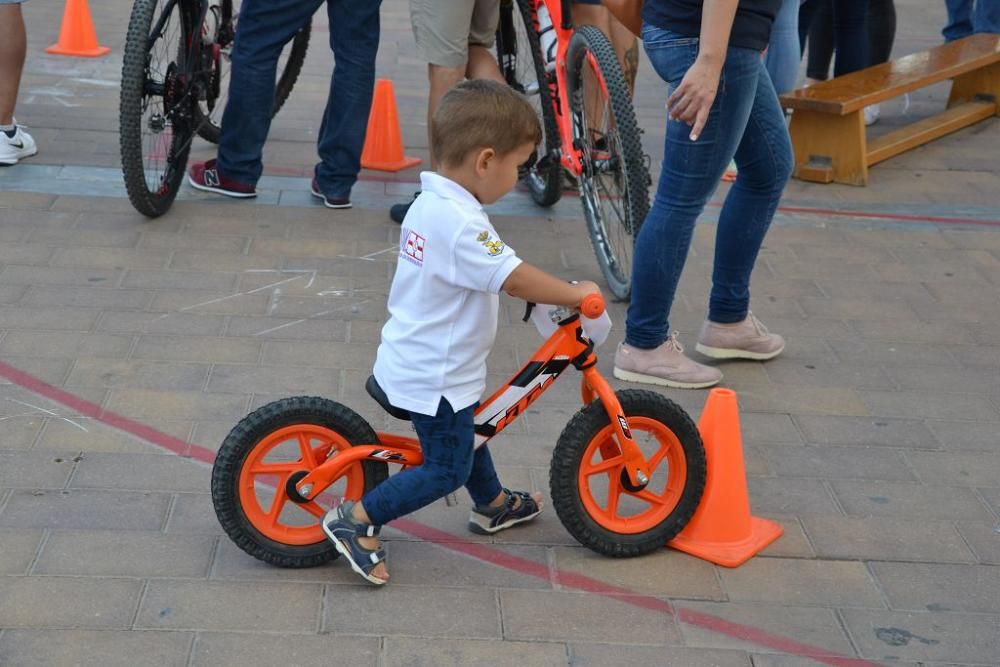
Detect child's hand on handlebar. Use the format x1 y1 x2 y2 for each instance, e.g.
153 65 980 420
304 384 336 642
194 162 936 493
573 281 602 309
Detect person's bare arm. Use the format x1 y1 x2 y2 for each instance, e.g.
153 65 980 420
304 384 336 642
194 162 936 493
502 263 600 308
666 0 738 141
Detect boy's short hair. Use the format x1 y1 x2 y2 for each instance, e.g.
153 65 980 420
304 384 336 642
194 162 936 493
431 79 542 168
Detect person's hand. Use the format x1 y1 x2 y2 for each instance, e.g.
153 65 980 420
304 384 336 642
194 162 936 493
667 56 723 141
573 281 601 308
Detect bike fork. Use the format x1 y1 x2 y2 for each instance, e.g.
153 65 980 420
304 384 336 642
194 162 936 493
581 367 651 489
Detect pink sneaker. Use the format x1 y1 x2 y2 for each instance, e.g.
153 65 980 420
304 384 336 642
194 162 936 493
613 333 722 389
695 312 785 361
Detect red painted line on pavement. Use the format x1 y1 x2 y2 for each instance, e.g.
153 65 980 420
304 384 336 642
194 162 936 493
0 359 882 667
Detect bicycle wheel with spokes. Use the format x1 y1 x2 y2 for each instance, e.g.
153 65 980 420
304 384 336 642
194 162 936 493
566 25 650 300
120 0 197 218
211 396 389 568
495 0 562 207
550 390 705 557
194 0 311 144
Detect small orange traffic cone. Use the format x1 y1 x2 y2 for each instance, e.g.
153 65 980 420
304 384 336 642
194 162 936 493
668 388 783 567
46 0 110 58
361 79 422 172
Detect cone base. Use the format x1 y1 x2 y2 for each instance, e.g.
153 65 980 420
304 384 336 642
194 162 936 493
45 44 111 57
362 155 422 173
668 516 784 568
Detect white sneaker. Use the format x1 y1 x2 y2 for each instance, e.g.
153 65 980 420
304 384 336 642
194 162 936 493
863 104 880 126
0 124 38 166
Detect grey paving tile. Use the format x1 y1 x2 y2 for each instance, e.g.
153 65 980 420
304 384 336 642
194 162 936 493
675 602 855 656
375 540 552 590
209 539 338 584
132 335 260 363
975 487 1000 515
225 315 351 341
34 530 214 578
164 493 223 535
927 420 1000 451
762 361 895 390
65 359 210 391
104 389 248 421
955 521 1000 565
801 516 976 563
569 644 750 667
831 481 995 521
0 450 75 489
870 562 1000 613
0 306 98 331
0 265 122 288
758 515 816 558
21 286 151 310
0 630 193 667
385 637 568 667
948 345 1000 368
841 609 1000 664
136 580 322 632
324 585 500 638
747 477 841 515
738 412 804 445
121 270 238 291
191 632 378 667
34 418 173 454
888 365 1000 395
0 331 133 359
0 489 172 531
0 577 142 629
793 415 939 448
861 390 1000 421
500 589 679 644
719 557 883 608
829 340 960 367
851 319 977 345
69 452 210 493
206 365 341 395
731 385 869 416
906 450 1000 486
761 445 916 481
0 529 43 575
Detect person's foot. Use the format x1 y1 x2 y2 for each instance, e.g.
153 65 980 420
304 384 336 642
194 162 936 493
613 333 722 389
389 192 419 224
695 312 785 361
0 123 38 166
187 159 256 198
468 489 543 535
321 501 389 585
311 179 351 209
863 104 881 126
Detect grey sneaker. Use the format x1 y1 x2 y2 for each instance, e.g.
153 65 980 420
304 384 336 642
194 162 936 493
613 333 722 389
695 312 785 361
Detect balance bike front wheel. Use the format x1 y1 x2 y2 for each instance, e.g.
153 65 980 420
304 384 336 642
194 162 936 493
211 396 388 568
550 390 706 557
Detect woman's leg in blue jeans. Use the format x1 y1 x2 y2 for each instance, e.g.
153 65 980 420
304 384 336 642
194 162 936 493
708 62 794 324
764 0 801 95
625 38 761 349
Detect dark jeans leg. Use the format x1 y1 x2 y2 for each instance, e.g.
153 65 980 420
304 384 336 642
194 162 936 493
973 0 1000 33
361 399 501 526
314 0 382 198
831 0 870 77
216 0 323 185
943 0 973 41
868 0 896 65
625 26 762 349
805 0 834 80
708 61 794 324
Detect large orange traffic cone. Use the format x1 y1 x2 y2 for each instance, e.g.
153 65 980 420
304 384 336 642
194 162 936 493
668 388 783 567
45 0 110 58
361 79 422 172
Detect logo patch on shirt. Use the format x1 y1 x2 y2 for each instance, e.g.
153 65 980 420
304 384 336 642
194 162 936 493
404 231 425 265
477 230 505 257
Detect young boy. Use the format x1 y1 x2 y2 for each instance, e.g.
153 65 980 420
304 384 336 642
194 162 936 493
322 80 600 585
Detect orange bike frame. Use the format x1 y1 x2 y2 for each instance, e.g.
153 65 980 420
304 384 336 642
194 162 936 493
293 314 651 502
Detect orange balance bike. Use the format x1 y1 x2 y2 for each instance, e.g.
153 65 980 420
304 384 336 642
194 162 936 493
211 295 706 566
496 0 650 300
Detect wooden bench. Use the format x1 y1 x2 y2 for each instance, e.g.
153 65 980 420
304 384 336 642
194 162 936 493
779 33 1000 186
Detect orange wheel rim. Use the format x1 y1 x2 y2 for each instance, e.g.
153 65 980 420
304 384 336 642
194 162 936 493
237 424 365 545
577 416 687 534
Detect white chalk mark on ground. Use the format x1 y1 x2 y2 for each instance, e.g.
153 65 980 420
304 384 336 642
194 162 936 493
5 398 89 432
157 275 306 319
253 299 372 336
337 246 396 262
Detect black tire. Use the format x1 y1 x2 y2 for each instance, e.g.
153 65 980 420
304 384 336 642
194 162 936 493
120 0 196 218
495 0 562 207
565 25 650 300
194 3 311 144
550 389 705 557
211 396 389 569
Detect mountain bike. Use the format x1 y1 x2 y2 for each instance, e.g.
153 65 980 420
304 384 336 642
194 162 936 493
119 0 310 218
211 294 706 566
496 0 650 300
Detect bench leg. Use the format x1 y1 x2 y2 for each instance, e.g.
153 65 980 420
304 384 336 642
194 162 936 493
948 62 1000 116
787 109 868 186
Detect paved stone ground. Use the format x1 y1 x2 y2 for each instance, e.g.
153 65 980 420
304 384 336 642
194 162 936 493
1 1 999 666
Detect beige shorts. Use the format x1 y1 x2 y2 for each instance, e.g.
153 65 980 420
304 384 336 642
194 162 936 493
410 0 500 69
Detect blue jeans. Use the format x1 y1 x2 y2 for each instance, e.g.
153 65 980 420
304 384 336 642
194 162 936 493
944 0 1000 41
765 0 801 95
361 399 503 527
216 0 381 197
625 26 793 350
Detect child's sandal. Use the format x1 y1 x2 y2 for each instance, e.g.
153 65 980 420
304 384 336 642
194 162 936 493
321 501 388 585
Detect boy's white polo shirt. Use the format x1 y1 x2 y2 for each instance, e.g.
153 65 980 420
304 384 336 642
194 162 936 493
373 172 522 417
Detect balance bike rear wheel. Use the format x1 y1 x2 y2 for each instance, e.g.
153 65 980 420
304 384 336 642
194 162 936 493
550 390 706 557
211 396 388 568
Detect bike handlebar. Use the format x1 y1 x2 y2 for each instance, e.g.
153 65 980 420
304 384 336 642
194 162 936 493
580 293 605 319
